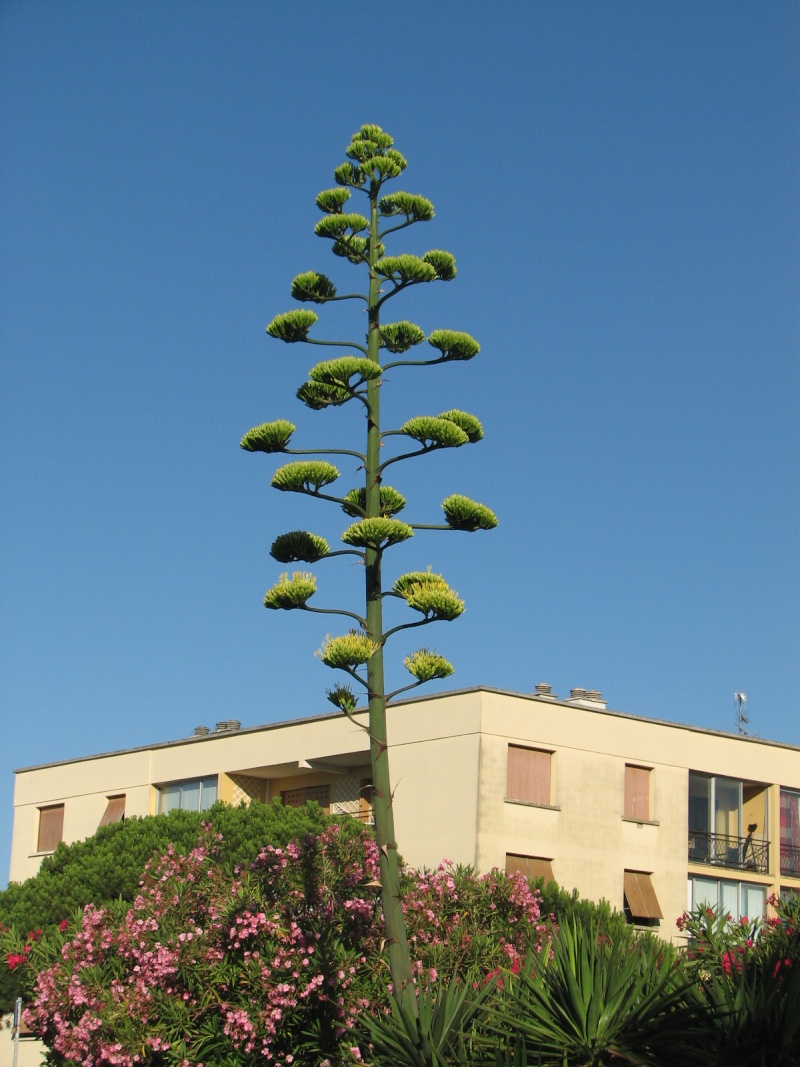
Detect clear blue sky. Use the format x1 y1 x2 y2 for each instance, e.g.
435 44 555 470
2 2 798 886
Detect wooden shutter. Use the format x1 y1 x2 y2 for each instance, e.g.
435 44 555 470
624 870 663 919
507 746 551 805
99 795 126 827
37 805 64 852
505 853 555 883
304 785 330 811
624 765 650 821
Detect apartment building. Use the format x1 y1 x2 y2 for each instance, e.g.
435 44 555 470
10 686 800 933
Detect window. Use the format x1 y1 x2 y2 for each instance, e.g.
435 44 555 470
281 784 331 812
505 853 555 884
507 745 552 806
623 870 662 923
37 804 64 853
624 765 651 821
780 789 800 877
689 875 766 921
158 776 217 813
99 795 125 827
688 772 769 872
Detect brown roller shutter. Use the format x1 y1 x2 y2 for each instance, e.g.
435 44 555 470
37 805 64 852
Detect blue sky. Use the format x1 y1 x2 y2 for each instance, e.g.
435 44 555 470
1 2 798 885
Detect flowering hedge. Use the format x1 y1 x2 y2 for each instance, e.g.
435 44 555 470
2 823 547 1067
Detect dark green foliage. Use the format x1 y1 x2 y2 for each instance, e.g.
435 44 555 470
479 921 703 1067
534 880 633 943
0 800 338 1012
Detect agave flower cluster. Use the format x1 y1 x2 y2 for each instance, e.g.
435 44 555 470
2 825 548 1067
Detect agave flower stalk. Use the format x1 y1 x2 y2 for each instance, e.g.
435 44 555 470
242 125 497 1016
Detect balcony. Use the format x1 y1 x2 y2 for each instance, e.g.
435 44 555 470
781 845 800 878
688 829 770 874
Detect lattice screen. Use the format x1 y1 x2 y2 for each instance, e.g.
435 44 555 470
229 774 267 806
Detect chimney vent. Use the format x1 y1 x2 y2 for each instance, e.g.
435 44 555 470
193 725 210 737
570 688 587 700
534 682 557 699
215 719 242 733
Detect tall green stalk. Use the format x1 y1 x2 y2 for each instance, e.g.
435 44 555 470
241 124 497 1014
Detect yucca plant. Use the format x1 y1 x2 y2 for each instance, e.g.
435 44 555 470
477 921 707 1067
242 124 497 1017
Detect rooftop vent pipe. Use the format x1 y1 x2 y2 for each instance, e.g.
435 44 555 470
215 719 241 732
534 682 558 699
193 725 210 737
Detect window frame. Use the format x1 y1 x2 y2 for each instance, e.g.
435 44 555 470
158 776 218 814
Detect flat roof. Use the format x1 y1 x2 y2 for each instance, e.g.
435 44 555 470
14 684 799 774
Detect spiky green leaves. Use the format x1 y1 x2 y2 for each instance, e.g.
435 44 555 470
342 486 407 518
422 250 456 281
239 420 296 453
394 571 464 621
309 357 381 389
379 321 426 353
291 272 337 303
378 192 434 222
404 649 455 682
317 630 379 669
314 214 370 240
332 236 374 264
296 382 351 410
267 310 318 343
270 531 330 564
271 461 339 494
400 417 469 449
341 518 413 549
437 410 484 443
374 256 438 285
441 494 498 531
263 572 316 610
327 684 358 713
315 188 351 214
427 330 480 361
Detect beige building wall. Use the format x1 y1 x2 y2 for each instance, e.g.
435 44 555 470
9 686 800 927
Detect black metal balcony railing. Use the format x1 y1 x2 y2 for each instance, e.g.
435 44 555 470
688 830 770 874
781 844 800 878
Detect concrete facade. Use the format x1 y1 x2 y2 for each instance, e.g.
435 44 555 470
10 686 800 928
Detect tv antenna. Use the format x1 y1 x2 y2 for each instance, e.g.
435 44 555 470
734 692 750 735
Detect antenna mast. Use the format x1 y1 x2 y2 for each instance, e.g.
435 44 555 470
734 691 749 735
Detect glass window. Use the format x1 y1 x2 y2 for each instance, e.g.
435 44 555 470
689 875 766 921
780 789 800 877
159 776 217 813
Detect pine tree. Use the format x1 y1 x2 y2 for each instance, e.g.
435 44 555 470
241 124 497 1012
